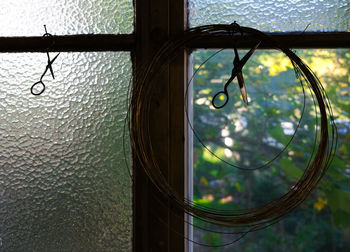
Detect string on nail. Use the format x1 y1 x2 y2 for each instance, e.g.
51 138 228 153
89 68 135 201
128 23 337 246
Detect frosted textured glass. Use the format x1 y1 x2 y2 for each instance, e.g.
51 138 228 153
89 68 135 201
0 52 132 251
0 0 133 36
189 0 350 31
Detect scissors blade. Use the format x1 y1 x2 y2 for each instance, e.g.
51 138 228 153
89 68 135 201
48 53 60 79
237 72 248 105
231 41 261 77
51 53 60 63
233 47 248 105
239 41 261 68
46 52 54 79
48 65 55 79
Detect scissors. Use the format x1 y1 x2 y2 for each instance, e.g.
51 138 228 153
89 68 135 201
212 41 261 109
31 52 60 95
31 25 60 96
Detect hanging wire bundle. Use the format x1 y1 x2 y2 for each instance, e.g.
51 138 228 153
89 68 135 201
128 24 338 245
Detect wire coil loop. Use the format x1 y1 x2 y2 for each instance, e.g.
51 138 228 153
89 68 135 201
129 24 337 242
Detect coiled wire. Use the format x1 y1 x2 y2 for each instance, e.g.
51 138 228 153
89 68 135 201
128 24 337 242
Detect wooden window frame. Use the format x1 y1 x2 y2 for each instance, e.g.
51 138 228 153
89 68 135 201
0 1 349 251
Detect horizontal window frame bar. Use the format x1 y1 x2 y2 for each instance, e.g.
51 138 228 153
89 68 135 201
0 34 135 52
187 32 350 49
0 32 349 52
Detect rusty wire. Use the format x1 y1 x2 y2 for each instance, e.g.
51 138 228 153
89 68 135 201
128 24 337 246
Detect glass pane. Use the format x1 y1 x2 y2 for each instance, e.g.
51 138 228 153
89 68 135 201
0 52 132 251
189 0 350 31
0 0 133 36
191 49 350 251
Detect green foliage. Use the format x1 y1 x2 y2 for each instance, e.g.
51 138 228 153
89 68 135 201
327 189 350 216
202 232 222 251
192 49 350 251
280 157 303 180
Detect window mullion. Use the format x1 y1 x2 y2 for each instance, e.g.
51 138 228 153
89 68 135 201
0 34 135 52
187 31 350 49
133 0 187 251
0 32 348 53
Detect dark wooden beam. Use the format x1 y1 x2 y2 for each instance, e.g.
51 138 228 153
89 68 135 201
0 34 135 52
187 32 350 49
133 0 187 251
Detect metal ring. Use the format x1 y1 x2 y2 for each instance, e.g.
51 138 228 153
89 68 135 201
31 80 45 95
212 90 229 109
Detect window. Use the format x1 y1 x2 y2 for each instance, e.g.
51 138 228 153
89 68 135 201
188 1 350 251
191 48 350 251
0 1 349 251
0 1 133 251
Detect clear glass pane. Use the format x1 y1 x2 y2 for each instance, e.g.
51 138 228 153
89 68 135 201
189 0 350 31
0 0 133 36
191 49 350 251
0 52 132 251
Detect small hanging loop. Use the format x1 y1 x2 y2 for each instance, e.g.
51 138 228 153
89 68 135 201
43 24 55 50
229 21 243 37
229 21 244 49
212 90 229 109
31 80 46 96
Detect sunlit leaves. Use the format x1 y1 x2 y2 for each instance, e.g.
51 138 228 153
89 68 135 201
200 176 209 186
257 52 293 76
314 197 327 211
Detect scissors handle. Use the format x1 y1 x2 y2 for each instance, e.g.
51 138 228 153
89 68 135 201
31 80 46 96
212 90 229 109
